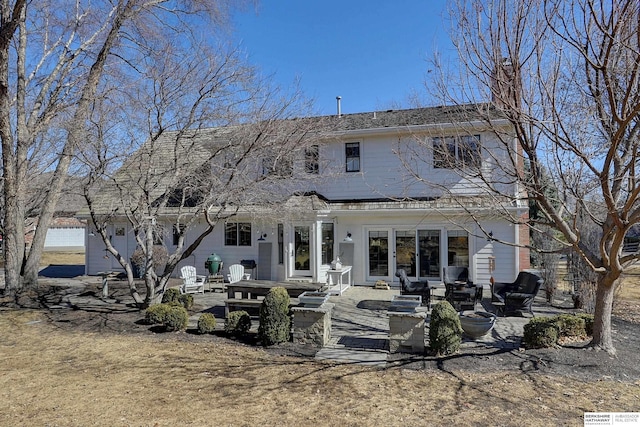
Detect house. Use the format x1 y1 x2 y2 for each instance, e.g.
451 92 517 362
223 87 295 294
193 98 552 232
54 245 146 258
82 103 529 288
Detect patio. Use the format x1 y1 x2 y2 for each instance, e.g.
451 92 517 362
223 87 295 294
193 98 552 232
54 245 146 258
194 283 566 367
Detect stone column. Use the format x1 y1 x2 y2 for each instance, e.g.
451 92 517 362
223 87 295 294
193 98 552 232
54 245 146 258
292 303 334 347
388 311 426 354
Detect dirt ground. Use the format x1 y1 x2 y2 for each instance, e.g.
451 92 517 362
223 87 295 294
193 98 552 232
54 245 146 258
0 255 639 426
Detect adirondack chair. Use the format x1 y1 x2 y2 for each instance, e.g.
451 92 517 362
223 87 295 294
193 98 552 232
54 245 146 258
227 263 250 284
179 265 206 294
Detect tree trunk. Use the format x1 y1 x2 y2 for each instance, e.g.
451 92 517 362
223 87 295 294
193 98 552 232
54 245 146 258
591 277 616 354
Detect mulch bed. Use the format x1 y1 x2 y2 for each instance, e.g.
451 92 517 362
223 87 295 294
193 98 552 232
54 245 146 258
3 281 640 384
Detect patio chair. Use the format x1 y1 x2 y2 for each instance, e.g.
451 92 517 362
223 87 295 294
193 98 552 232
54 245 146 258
443 266 478 311
395 269 431 309
491 271 543 316
179 265 206 294
227 263 249 284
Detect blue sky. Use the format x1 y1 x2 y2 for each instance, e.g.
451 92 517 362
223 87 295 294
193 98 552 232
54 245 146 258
232 1 453 115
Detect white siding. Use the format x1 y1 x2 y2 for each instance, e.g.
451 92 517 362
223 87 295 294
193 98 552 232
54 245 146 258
314 131 516 201
44 227 85 250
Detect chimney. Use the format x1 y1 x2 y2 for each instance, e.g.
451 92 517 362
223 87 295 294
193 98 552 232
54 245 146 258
336 96 342 117
491 57 521 109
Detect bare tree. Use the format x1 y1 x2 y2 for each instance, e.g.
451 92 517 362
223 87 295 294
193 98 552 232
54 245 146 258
78 32 330 306
404 0 640 354
0 0 250 295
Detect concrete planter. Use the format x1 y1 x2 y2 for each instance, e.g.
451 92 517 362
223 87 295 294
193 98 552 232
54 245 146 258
390 294 421 312
299 291 330 308
459 311 496 339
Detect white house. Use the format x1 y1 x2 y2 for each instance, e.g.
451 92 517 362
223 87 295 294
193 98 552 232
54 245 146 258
82 103 529 288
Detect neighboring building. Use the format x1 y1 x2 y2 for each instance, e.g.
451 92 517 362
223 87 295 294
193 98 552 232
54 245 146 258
82 104 529 287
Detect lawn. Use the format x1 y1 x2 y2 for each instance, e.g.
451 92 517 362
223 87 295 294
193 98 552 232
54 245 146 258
0 252 637 426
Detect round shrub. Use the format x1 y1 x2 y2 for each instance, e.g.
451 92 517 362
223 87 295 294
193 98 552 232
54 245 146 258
162 288 180 304
576 313 595 336
178 293 194 310
428 301 463 356
197 313 217 334
258 287 291 346
145 303 171 325
554 314 586 338
523 317 559 349
163 305 189 331
225 310 252 336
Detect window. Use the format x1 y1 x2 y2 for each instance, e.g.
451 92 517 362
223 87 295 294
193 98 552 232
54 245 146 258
262 155 293 177
321 223 334 264
225 222 252 246
433 135 481 169
447 230 469 267
305 145 319 174
345 142 360 172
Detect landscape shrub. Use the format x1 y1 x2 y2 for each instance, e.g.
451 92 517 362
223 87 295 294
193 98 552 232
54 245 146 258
163 305 189 331
162 288 180 304
258 287 291 346
523 313 594 349
144 304 171 325
178 293 194 310
554 314 586 338
197 313 217 334
576 313 595 336
225 310 251 336
523 317 559 349
428 301 462 356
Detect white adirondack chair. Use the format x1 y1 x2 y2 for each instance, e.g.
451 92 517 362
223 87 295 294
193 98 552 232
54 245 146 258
180 265 206 294
227 264 250 284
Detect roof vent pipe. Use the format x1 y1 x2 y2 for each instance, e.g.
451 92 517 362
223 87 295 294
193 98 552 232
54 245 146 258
336 96 342 117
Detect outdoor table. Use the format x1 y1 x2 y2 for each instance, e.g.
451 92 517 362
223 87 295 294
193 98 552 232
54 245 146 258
326 266 352 295
226 280 324 300
451 283 482 311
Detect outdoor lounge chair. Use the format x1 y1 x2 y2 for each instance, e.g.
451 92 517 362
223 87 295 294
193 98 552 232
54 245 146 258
227 263 249 284
395 269 431 309
179 265 206 294
491 271 543 316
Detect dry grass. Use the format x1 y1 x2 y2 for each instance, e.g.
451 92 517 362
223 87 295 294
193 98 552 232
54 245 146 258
0 253 636 425
0 310 638 427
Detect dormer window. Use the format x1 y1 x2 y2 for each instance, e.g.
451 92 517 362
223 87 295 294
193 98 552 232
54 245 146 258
345 142 360 172
433 135 481 169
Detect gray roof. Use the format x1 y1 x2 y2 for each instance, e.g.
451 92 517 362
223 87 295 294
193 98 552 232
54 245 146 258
83 103 507 216
325 103 504 132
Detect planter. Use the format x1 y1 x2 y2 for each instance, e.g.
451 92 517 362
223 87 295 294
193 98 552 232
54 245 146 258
459 311 496 339
390 294 422 312
299 291 330 308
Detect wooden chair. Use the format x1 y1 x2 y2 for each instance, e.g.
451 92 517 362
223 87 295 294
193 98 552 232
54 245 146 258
227 264 246 284
179 265 206 294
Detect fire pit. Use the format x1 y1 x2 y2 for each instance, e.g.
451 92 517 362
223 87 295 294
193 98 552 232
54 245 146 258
459 311 497 339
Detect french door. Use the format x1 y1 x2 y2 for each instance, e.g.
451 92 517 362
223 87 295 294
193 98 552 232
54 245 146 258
293 225 311 276
366 228 441 282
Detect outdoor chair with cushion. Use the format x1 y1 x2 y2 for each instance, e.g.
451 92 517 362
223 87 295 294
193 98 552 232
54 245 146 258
491 271 543 316
395 269 431 309
179 265 206 294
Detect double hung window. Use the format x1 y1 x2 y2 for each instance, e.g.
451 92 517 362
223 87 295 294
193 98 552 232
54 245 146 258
225 222 252 246
345 142 360 172
433 135 481 169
